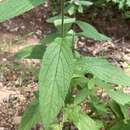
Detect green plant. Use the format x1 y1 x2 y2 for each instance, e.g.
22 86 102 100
110 0 130 9
1 0 130 130
108 0 130 18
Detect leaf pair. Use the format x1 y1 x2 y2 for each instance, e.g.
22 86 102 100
47 15 111 41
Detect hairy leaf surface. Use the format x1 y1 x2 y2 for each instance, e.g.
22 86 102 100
39 37 74 127
0 0 45 22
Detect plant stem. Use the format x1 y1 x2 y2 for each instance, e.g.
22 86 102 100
61 0 64 38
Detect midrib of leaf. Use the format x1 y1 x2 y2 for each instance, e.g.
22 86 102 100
39 38 73 127
48 43 62 112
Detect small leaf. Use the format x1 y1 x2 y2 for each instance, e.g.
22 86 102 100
76 20 111 41
88 78 95 90
109 100 124 120
15 44 46 59
47 16 75 34
67 4 76 15
89 96 107 113
39 37 74 127
54 17 75 26
47 15 71 23
0 0 45 22
19 99 40 130
66 106 100 130
78 57 130 86
79 1 93 6
120 104 130 120
74 87 89 104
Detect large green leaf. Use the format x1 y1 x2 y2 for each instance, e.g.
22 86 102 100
78 57 130 86
39 37 74 127
0 0 45 22
19 99 40 130
15 44 46 59
76 20 111 41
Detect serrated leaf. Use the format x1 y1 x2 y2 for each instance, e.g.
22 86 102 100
0 0 45 22
107 89 130 105
78 57 130 86
19 99 40 130
39 37 74 127
76 20 111 41
15 44 46 59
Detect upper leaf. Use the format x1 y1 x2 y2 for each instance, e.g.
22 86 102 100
76 20 111 41
0 0 45 22
18 99 40 130
39 37 74 127
78 57 130 86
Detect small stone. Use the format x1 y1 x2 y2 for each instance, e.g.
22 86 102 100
2 58 7 61
0 127 5 130
13 116 21 125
